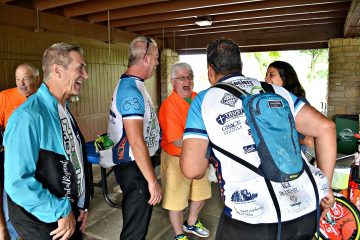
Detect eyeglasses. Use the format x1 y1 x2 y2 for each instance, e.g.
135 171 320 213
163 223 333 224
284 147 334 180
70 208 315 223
173 75 194 81
143 37 152 58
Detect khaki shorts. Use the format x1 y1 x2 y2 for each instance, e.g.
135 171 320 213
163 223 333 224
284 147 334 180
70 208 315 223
160 150 211 211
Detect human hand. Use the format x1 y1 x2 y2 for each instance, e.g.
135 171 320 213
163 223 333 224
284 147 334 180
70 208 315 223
77 209 88 232
320 189 335 220
148 180 162 205
50 211 76 240
0 225 10 240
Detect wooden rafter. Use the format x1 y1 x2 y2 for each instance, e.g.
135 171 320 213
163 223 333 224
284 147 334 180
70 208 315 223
110 1 351 28
88 0 350 23
35 0 86 11
63 0 169 17
344 0 360 37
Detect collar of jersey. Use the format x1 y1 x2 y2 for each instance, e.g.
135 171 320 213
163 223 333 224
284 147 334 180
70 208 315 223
121 74 144 82
218 72 244 83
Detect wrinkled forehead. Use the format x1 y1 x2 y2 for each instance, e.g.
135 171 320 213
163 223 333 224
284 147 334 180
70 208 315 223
15 66 33 77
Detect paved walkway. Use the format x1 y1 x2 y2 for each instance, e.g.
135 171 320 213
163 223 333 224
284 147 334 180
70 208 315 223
83 165 223 240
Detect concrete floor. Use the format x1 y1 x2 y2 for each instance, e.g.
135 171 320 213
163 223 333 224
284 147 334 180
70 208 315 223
83 165 224 240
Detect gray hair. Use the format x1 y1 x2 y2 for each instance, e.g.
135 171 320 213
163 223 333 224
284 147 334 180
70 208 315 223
128 36 157 67
16 63 40 77
171 62 194 79
42 42 83 82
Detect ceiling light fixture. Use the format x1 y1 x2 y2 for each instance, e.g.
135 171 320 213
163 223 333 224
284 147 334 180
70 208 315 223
195 16 212 27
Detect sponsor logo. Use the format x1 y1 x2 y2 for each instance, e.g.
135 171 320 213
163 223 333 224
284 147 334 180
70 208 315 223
268 100 284 108
243 144 256 154
281 182 291 188
216 109 245 125
232 189 263 218
231 189 258 202
233 80 254 88
222 120 242 135
339 128 354 140
220 93 238 107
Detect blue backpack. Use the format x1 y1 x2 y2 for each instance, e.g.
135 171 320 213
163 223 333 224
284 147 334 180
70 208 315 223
210 82 320 240
211 81 304 182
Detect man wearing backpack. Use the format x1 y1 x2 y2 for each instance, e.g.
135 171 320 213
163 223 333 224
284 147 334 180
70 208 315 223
180 38 336 240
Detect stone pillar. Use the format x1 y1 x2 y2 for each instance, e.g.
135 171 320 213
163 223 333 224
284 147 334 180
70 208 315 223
328 38 360 119
160 49 179 102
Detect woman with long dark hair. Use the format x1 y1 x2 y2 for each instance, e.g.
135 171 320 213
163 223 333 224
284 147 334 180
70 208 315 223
265 60 314 150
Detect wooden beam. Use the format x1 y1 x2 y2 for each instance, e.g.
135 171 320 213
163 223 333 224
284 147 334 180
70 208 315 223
35 0 86 11
88 0 252 23
163 23 343 51
159 18 345 38
131 11 347 35
110 1 351 27
63 0 169 17
0 0 16 3
344 0 360 37
178 42 329 54
0 3 137 45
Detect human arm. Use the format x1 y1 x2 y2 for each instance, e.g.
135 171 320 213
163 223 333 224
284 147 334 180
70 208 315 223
295 104 336 218
0 183 10 240
299 135 314 148
180 138 209 179
123 119 162 205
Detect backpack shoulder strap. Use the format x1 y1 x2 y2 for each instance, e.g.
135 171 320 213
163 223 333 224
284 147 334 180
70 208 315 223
212 82 247 99
260 81 275 93
209 140 259 174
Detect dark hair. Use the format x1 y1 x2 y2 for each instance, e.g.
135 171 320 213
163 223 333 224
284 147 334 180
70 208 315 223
206 38 242 75
268 61 306 97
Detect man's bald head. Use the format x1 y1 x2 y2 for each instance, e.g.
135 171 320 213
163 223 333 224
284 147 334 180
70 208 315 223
15 63 40 97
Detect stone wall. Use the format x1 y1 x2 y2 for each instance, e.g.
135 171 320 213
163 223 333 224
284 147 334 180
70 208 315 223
160 49 179 102
328 38 360 119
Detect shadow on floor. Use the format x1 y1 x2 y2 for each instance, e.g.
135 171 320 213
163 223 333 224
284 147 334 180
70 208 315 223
84 165 224 240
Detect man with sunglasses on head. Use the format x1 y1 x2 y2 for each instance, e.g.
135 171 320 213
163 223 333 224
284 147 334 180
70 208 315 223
159 62 211 240
107 36 162 240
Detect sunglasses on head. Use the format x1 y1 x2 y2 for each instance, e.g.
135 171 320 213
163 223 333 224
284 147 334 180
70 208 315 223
144 37 152 58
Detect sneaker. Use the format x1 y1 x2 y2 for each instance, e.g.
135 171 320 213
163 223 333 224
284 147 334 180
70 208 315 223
183 220 210 238
174 234 189 240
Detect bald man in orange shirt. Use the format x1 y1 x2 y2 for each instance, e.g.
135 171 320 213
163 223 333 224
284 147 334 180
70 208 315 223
0 63 40 240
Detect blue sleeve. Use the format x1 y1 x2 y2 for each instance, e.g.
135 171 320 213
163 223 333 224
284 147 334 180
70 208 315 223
4 110 71 223
290 92 305 115
184 90 208 139
116 81 145 118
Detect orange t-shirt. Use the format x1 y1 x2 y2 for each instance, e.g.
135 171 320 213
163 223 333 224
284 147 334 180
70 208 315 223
0 88 26 130
158 91 197 156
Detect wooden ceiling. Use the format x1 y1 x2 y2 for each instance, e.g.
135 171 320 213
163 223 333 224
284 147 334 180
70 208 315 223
2 0 360 53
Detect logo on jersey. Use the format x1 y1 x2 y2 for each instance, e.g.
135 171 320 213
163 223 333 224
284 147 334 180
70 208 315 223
220 93 238 107
268 100 284 108
122 98 141 111
232 189 263 217
233 79 254 88
231 189 258 202
222 120 242 135
216 109 245 125
243 144 256 154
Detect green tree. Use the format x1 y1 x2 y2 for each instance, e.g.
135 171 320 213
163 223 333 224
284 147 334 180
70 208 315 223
300 49 328 83
249 51 280 75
